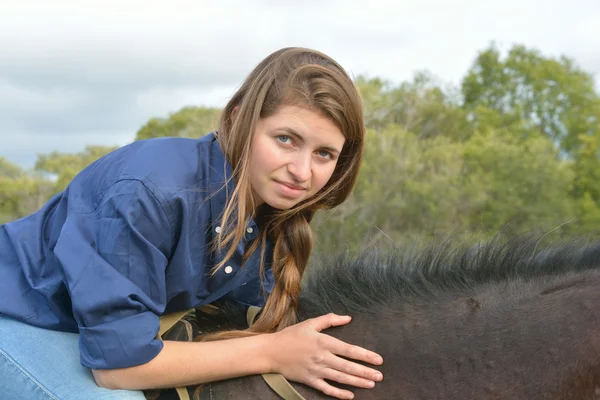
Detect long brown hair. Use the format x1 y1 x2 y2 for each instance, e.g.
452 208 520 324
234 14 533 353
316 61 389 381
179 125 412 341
208 47 365 338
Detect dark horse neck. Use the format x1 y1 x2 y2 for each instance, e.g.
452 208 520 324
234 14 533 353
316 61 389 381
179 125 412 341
206 270 600 399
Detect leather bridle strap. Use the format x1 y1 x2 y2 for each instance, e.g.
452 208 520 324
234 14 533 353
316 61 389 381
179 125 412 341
246 306 306 400
261 373 307 400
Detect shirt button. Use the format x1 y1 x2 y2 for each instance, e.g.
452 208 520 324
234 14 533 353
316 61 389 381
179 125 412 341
215 226 221 233
224 266 233 274
246 227 254 234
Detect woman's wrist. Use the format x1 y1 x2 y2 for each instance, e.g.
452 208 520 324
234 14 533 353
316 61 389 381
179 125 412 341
252 331 280 375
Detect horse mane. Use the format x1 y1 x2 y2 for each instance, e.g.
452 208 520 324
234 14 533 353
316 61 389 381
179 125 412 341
299 233 600 317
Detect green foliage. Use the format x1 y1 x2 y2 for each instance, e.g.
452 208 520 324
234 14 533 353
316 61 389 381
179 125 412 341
573 131 600 200
574 192 600 233
460 129 576 233
135 106 222 140
0 159 55 224
462 43 600 154
34 145 118 193
356 73 473 141
0 157 24 179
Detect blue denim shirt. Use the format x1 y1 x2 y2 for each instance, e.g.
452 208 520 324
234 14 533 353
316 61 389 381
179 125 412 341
0 132 274 369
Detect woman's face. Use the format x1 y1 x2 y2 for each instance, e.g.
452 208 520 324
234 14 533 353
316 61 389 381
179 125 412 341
249 105 346 210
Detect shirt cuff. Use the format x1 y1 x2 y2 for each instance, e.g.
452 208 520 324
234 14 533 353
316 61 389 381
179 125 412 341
78 310 163 370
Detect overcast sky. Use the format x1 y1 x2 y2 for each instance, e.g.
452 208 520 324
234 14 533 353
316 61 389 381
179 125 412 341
2 0 599 169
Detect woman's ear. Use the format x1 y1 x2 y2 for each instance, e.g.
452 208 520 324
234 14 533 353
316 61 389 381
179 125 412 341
231 106 239 121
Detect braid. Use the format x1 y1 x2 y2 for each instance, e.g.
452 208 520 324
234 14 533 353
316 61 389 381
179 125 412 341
197 211 313 342
250 212 312 332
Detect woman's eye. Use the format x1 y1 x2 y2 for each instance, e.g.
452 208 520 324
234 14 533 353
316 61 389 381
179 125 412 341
277 135 291 144
318 150 332 159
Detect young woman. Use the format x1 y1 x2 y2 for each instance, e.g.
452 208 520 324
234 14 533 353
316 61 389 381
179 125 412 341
0 47 383 400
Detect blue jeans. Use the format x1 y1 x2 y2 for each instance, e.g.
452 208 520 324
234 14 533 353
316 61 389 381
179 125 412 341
0 314 146 400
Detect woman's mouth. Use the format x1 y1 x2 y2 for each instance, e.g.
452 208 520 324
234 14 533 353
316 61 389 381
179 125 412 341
274 180 306 198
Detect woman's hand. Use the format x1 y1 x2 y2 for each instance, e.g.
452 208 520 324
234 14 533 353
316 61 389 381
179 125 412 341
267 313 384 399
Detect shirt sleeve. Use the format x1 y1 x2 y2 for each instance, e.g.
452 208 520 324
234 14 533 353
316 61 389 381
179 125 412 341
53 179 173 370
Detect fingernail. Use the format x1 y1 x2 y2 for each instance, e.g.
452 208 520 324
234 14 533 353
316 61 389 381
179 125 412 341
375 356 383 364
366 381 375 388
374 373 383 381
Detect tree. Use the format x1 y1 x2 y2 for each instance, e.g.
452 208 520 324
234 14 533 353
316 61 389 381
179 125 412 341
0 158 57 223
461 43 600 154
34 145 118 193
356 72 473 141
460 129 576 233
313 125 467 252
0 157 24 179
135 106 222 140
571 129 600 231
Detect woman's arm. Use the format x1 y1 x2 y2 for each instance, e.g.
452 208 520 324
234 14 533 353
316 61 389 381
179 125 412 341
92 334 273 389
93 314 383 400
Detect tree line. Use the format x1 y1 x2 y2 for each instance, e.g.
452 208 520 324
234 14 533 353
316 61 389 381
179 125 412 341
3 43 600 254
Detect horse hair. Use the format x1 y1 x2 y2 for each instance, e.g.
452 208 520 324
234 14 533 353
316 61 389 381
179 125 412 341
299 232 600 318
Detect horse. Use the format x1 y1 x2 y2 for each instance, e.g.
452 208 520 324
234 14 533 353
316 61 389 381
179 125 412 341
146 234 600 399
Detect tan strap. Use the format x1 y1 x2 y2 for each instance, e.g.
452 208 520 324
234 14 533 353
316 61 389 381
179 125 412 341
157 310 193 400
246 305 261 327
262 373 306 400
158 310 190 338
245 306 306 400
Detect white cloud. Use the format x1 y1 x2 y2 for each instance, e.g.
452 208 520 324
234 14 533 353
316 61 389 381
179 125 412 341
0 79 86 113
1 0 599 168
134 85 237 114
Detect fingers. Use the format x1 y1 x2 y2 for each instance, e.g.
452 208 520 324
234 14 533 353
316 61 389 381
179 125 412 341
303 351 383 399
310 313 353 331
291 313 385 399
321 366 378 389
322 334 384 367
310 378 357 400
325 352 384 383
